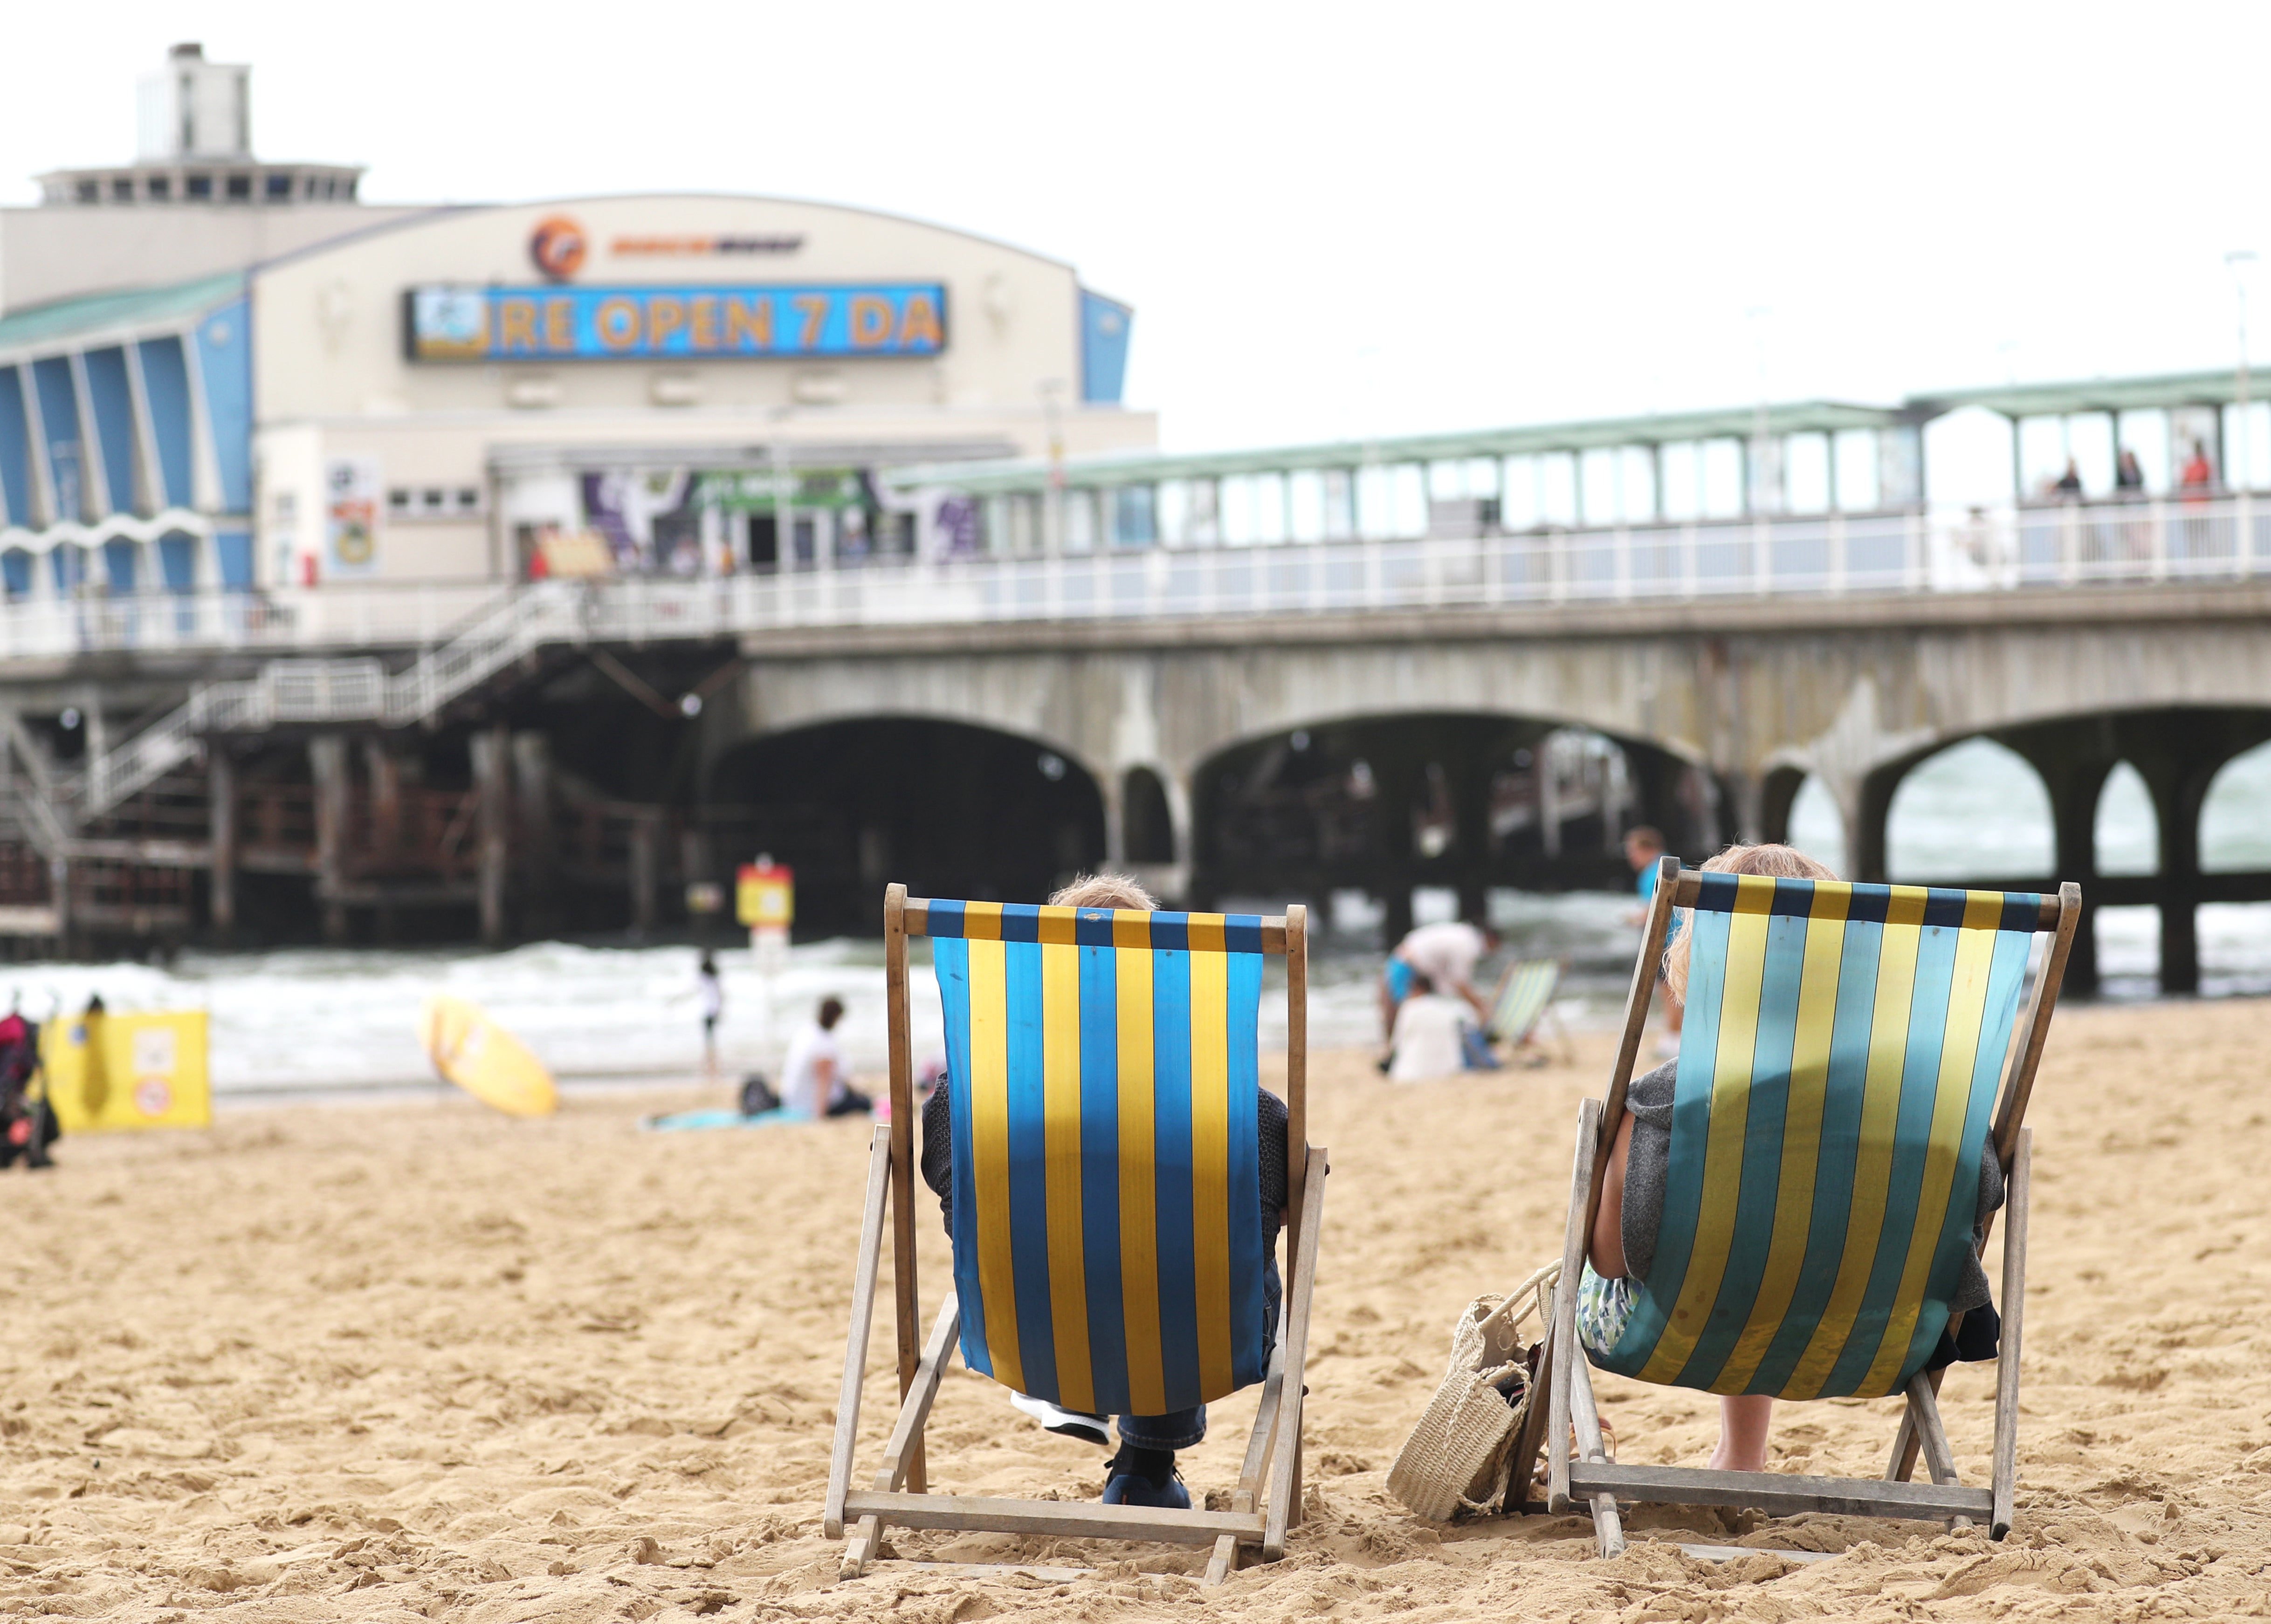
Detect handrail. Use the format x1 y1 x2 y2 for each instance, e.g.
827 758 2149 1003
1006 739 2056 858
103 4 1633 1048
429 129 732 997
23 491 2271 828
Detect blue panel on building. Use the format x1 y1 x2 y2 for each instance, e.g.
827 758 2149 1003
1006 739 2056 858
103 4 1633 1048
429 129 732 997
213 528 253 589
102 538 138 593
82 347 140 516
158 531 200 592
0 368 31 528
136 338 196 508
194 298 253 514
1079 289 1134 405
31 358 85 521
50 544 87 594
0 551 28 597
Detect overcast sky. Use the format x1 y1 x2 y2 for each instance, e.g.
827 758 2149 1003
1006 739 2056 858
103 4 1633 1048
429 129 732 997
8 2 2270 458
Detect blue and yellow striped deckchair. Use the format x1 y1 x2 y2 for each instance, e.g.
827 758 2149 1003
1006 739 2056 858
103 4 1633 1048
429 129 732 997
825 887 1326 1586
1531 861 2079 1555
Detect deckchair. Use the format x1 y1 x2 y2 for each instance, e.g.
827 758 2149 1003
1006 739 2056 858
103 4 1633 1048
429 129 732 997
825 886 1326 1585
1487 957 1571 1064
1516 859 2079 1555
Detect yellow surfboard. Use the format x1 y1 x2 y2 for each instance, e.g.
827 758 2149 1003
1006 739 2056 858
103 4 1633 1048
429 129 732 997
419 995 557 1117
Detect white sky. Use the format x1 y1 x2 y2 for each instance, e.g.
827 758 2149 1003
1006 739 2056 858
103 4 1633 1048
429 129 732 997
7 1 2271 456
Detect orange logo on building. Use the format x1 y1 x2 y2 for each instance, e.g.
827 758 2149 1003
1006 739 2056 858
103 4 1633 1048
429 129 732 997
529 215 588 281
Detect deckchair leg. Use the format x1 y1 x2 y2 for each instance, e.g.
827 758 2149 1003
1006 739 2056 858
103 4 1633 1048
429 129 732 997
1900 1370 1970 1531
1546 1099 1603 1515
1262 1151 1327 1561
1990 1130 2030 1541
1569 1343 1625 1557
825 1127 895 1541
840 1296 961 1580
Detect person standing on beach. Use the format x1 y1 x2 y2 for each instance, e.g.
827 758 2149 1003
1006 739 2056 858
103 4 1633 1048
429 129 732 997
695 952 723 1078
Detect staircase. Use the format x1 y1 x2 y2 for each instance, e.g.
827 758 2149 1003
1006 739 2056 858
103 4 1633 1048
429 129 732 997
48 582 591 830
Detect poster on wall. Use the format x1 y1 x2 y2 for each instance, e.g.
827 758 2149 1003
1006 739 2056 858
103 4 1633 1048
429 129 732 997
325 457 382 577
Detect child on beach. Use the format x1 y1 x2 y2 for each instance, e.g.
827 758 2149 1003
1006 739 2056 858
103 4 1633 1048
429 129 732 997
1580 843 2006 1471
919 873 1288 1509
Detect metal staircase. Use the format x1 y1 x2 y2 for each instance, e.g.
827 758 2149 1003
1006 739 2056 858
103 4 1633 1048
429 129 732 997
26 582 592 840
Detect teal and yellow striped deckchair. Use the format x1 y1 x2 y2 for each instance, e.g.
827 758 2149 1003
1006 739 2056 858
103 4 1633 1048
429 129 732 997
1487 957 1570 1063
1525 860 2079 1555
825 887 1325 1586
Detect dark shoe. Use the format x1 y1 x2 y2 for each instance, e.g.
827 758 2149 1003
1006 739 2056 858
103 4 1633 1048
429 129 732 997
1100 1446 1189 1509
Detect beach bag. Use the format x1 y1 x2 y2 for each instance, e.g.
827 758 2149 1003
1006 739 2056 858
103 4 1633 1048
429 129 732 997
738 1074 780 1116
1386 1262 1557 1521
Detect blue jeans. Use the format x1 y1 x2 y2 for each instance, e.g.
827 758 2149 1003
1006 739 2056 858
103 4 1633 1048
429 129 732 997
1115 1254 1282 1452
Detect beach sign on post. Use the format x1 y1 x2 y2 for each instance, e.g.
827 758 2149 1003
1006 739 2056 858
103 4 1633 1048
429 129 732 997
738 857 793 968
42 1010 212 1132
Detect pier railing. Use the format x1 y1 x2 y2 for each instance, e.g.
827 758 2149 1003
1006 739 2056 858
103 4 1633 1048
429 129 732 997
0 495 2266 661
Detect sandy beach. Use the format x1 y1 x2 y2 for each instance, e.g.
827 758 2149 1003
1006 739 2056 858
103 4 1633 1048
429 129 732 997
0 997 2267 1622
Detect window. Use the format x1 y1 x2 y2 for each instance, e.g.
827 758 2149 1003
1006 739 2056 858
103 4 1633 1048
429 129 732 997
455 488 481 514
1112 485 1156 547
226 173 251 200
185 173 212 199
147 176 170 201
421 489 446 514
111 178 134 202
75 180 99 203
266 172 292 199
387 489 413 515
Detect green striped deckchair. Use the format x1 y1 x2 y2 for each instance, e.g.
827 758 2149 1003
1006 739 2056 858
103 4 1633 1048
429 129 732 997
825 887 1325 1586
1518 860 2079 1555
1487 957 1569 1062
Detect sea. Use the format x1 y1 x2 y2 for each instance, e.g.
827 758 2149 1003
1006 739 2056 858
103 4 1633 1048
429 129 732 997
25 737 2271 1102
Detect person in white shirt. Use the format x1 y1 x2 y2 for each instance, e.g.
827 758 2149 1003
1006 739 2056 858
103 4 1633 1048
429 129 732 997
1387 974 1476 1082
695 952 723 1077
782 996 867 1117
1378 918 1498 1039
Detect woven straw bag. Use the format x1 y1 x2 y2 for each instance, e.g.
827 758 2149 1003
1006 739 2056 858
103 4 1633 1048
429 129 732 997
1386 1262 1559 1521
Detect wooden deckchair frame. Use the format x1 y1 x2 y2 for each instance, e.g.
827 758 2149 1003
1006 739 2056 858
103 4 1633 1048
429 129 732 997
1511 858 2080 1554
825 884 1326 1586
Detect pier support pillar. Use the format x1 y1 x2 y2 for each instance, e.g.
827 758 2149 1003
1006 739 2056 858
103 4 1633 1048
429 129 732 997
512 732 557 937
310 735 350 945
627 813 661 939
208 748 237 944
2036 754 2110 998
471 725 511 948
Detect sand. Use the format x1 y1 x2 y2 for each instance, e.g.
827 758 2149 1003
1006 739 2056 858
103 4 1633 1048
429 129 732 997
0 997 2267 1622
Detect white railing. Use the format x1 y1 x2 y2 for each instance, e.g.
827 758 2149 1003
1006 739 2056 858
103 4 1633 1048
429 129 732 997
4 497 2267 663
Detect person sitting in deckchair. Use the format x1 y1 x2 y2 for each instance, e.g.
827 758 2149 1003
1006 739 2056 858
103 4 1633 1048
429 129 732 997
918 873 1289 1509
1581 843 2007 1472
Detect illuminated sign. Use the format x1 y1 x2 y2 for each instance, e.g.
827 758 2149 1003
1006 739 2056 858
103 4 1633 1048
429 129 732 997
404 283 947 362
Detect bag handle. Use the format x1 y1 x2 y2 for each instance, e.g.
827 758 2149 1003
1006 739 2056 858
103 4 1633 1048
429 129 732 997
1476 1261 1560 1342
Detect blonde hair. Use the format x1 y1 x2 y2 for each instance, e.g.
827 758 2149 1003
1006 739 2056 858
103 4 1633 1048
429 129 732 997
1049 872 1160 911
1663 843 1838 1004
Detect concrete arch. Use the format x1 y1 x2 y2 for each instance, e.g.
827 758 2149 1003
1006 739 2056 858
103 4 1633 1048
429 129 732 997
1181 708 1708 935
704 713 1107 935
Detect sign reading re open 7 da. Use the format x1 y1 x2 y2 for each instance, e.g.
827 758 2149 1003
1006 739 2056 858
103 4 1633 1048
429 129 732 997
405 283 947 362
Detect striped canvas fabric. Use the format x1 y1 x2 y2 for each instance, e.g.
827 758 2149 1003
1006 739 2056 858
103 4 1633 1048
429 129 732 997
929 902 1273 1417
1489 959 1562 1045
1590 875 2041 1400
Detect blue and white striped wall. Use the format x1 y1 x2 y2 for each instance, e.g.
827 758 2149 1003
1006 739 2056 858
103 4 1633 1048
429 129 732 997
0 291 253 599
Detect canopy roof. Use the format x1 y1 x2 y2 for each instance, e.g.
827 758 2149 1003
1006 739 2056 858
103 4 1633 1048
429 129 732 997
1910 368 2260 419
886 400 1903 494
0 273 243 359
